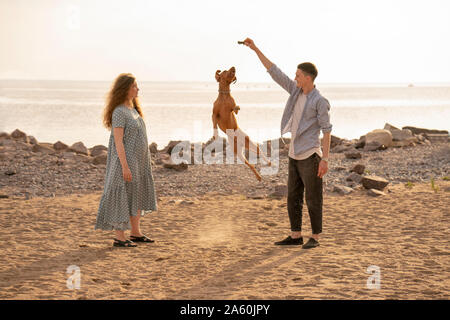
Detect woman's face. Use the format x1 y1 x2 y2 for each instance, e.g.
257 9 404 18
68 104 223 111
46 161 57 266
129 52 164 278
128 81 139 100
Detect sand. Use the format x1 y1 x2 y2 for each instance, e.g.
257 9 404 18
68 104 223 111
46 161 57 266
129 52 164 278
0 181 449 300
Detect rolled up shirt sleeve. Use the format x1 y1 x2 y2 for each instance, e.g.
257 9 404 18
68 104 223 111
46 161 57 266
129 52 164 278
267 64 297 95
317 97 332 133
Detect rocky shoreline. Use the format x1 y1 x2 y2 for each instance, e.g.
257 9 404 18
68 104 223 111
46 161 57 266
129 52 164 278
0 124 449 200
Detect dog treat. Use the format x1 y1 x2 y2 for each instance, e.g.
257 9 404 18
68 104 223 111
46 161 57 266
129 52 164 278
237 41 245 45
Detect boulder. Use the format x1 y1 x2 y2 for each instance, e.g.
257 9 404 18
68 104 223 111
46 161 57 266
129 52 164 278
69 142 89 156
345 151 362 159
383 123 400 131
423 133 449 143
93 152 107 165
354 136 366 149
269 184 288 198
361 175 389 190
346 172 363 183
90 145 107 157
32 143 54 154
53 141 69 151
402 126 448 135
149 142 158 154
161 140 183 154
367 189 386 197
365 129 393 148
0 132 10 140
391 129 413 141
333 185 354 195
162 159 188 171
363 141 385 152
11 129 29 143
331 144 353 153
350 164 366 175
28 136 38 145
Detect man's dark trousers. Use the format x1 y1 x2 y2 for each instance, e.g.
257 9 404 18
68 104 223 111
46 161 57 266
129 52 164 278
287 153 323 234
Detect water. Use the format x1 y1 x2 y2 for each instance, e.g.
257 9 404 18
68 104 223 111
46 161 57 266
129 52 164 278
0 80 449 148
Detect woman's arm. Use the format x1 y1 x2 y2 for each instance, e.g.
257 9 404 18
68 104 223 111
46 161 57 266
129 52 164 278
113 127 132 182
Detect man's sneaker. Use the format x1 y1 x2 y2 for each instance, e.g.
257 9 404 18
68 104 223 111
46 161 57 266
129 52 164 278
302 238 320 249
274 236 303 246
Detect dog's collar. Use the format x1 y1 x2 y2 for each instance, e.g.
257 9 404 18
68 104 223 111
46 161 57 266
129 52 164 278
218 90 231 94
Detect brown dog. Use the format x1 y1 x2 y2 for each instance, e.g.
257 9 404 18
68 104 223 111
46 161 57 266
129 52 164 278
212 66 270 181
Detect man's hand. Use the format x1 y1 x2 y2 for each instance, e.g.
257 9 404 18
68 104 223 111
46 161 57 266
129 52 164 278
317 160 328 178
243 38 257 51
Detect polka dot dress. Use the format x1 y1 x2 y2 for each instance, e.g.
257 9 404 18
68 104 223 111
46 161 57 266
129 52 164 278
95 105 158 230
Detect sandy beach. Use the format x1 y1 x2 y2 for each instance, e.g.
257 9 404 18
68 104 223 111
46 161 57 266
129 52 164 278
0 180 449 300
0 128 449 300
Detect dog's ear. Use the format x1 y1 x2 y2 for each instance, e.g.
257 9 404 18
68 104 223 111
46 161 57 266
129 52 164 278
215 70 221 82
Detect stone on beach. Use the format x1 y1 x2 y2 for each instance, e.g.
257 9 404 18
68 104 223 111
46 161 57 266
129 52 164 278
333 184 354 195
367 189 386 197
53 141 69 151
11 129 29 143
69 142 89 156
365 129 393 148
90 145 107 157
32 143 55 154
269 184 288 198
361 175 389 190
350 164 366 175
346 172 363 183
344 151 362 159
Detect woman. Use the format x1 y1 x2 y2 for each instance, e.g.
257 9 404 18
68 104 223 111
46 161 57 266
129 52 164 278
95 73 157 247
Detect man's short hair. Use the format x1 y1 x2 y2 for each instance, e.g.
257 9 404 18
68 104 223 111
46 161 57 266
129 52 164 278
297 62 318 81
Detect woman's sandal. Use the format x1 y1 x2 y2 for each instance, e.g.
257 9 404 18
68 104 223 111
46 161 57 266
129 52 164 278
113 238 137 247
129 235 154 243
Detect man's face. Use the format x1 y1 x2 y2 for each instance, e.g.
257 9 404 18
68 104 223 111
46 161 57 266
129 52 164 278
294 69 310 88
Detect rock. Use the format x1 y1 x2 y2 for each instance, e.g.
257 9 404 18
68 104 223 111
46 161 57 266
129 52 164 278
363 141 385 152
354 136 366 149
391 129 413 141
392 137 418 148
367 189 386 197
162 159 188 171
331 144 353 153
5 169 16 176
345 151 362 159
90 145 107 157
62 151 77 160
161 140 183 154
269 184 288 198
93 153 107 165
346 172 363 183
69 142 89 156
53 141 69 151
11 129 26 139
0 132 10 140
149 142 158 154
333 185 354 195
28 136 38 145
361 175 389 190
402 126 448 135
423 133 449 143
74 154 91 163
384 123 400 131
0 194 9 199
365 129 393 148
32 143 55 154
350 164 365 175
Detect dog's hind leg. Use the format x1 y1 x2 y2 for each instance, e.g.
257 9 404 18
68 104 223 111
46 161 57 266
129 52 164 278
244 136 271 166
235 142 262 181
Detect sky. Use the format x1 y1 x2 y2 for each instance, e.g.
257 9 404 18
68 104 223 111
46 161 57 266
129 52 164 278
1 0 450 83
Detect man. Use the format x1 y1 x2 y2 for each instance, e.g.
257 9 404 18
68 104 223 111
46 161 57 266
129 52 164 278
243 38 332 249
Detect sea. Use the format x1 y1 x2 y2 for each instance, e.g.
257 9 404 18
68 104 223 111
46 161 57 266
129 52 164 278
0 80 449 148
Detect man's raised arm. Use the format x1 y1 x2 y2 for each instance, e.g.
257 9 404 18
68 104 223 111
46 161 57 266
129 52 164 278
243 38 273 70
243 37 296 94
